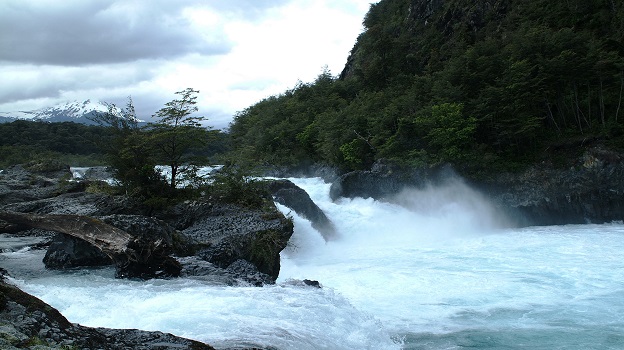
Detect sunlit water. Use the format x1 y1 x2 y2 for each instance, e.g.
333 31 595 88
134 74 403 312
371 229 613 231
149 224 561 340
2 177 624 349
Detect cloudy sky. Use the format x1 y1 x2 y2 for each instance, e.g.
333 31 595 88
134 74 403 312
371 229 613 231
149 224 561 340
0 0 375 129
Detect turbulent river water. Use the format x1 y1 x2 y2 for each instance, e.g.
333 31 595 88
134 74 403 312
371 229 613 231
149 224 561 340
2 177 624 349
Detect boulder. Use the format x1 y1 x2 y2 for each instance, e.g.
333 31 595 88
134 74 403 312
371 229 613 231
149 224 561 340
268 179 337 240
174 201 293 282
329 160 455 200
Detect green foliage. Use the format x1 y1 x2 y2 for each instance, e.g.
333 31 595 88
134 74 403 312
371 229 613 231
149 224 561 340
228 0 624 173
250 229 285 277
85 181 119 195
414 103 477 162
207 166 268 208
339 138 370 169
91 97 168 201
89 91 227 207
24 336 49 346
0 120 110 167
149 88 211 189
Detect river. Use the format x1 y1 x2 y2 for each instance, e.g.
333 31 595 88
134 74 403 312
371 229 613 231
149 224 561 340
2 177 624 349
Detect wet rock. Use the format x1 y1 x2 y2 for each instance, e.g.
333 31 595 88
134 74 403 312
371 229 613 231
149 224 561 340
176 202 293 282
226 259 274 286
329 160 454 201
0 279 215 349
477 147 624 226
178 256 237 285
303 279 321 288
268 179 336 240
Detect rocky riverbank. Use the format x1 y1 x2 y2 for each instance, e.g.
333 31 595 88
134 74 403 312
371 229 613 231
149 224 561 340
0 162 294 284
329 145 624 226
0 161 310 349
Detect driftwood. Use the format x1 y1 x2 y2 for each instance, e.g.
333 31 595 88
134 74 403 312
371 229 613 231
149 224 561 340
0 211 181 278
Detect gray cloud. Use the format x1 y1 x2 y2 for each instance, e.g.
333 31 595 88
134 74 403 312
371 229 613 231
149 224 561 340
206 0 289 19
0 0 231 65
0 0 366 130
0 63 156 104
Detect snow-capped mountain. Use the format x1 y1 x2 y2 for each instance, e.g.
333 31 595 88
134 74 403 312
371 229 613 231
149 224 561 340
0 100 123 124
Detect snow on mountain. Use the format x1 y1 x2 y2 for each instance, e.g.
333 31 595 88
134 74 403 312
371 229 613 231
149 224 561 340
0 100 124 124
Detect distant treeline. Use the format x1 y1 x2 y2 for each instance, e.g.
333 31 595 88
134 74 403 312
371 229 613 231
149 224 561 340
0 120 112 167
229 0 624 174
0 120 229 168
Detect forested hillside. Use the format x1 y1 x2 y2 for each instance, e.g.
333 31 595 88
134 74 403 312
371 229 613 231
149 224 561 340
0 121 112 167
229 0 624 174
0 120 230 168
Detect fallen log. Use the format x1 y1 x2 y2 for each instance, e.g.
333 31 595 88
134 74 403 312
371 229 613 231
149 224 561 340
0 211 181 279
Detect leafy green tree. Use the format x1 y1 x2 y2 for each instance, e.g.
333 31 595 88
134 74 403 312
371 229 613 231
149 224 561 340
415 103 476 163
149 88 209 189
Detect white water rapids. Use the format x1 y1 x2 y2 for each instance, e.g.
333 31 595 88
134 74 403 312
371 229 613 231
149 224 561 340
2 177 624 349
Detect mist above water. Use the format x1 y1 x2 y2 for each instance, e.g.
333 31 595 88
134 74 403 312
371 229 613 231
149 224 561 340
283 176 509 251
278 177 624 347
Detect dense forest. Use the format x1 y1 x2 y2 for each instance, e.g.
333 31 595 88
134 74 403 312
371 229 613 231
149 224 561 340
229 0 624 174
0 119 230 169
0 121 112 167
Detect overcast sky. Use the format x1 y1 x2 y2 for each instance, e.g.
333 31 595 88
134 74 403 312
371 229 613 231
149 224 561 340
0 0 374 129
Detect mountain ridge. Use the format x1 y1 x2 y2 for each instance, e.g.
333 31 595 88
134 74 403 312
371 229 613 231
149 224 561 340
0 99 123 124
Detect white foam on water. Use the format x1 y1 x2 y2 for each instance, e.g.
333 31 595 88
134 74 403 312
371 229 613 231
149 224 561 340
278 177 624 347
15 274 399 349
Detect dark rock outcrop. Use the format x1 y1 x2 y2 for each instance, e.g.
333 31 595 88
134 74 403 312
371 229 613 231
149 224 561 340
1 164 294 284
268 179 337 240
329 160 455 201
177 256 272 286
43 232 113 269
172 201 293 282
476 147 624 226
0 277 214 349
2 191 144 217
0 163 73 205
330 149 624 226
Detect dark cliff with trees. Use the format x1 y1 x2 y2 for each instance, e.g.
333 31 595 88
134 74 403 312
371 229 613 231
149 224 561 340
229 0 624 175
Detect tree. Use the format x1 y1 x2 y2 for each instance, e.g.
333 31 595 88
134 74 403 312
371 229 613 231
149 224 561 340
414 103 476 163
149 88 209 189
90 97 166 197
